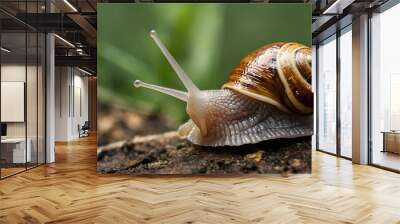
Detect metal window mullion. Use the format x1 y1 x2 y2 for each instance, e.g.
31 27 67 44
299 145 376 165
367 11 373 165
336 28 341 157
69 68 71 118
60 68 62 117
25 0 28 171
73 68 75 118
316 44 320 150
44 32 47 165
0 25 2 179
44 0 49 165
36 0 39 167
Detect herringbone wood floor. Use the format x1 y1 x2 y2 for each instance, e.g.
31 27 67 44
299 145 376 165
1 135 400 224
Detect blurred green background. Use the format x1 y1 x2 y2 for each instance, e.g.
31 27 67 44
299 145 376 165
98 3 311 124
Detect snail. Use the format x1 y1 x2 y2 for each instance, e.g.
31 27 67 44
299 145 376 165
133 30 313 147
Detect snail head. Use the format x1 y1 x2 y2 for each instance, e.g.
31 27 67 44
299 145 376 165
133 30 210 137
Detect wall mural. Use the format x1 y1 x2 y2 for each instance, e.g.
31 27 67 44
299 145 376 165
97 3 312 175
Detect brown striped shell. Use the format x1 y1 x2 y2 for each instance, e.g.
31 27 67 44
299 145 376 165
223 42 313 114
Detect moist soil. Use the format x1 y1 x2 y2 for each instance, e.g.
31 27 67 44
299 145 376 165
97 132 311 175
97 103 175 146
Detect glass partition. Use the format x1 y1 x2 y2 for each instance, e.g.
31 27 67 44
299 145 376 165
38 32 45 165
0 2 46 179
371 4 400 171
339 26 352 158
1 31 28 177
27 30 38 169
317 35 337 154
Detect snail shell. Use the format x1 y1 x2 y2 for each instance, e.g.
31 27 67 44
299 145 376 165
223 42 313 114
179 42 313 146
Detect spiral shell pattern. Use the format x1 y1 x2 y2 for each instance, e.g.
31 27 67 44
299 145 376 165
223 42 313 114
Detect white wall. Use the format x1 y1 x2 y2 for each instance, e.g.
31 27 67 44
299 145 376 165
1 65 29 138
54 67 89 141
55 67 69 141
1 82 25 122
71 73 89 138
1 63 46 164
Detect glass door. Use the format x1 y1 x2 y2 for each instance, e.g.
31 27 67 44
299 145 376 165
339 26 352 158
38 32 46 165
1 31 28 178
317 35 337 155
370 4 400 171
27 30 38 169
0 1 46 179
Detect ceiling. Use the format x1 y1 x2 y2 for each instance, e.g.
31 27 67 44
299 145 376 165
0 0 393 74
311 0 390 43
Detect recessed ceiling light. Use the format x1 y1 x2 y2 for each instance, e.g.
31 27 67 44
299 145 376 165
1 47 11 53
63 0 78 12
78 67 92 76
323 0 354 15
54 34 75 48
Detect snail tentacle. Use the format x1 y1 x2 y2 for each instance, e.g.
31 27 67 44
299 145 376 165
149 30 199 94
133 80 188 102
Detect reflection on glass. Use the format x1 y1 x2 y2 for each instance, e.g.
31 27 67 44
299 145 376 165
371 4 400 171
318 36 337 154
0 1 46 179
340 28 352 158
1 32 27 177
38 33 46 165
312 45 317 150
27 31 38 169
26 0 40 169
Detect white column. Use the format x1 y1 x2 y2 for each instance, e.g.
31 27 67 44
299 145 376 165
46 33 55 163
45 1 55 163
352 14 369 164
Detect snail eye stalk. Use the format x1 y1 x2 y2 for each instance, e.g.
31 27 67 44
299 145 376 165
149 30 199 94
134 30 207 136
133 80 188 102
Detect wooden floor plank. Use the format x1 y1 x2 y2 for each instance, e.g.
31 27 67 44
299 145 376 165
0 135 400 223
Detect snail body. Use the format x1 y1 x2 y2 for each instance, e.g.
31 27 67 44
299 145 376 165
134 30 313 147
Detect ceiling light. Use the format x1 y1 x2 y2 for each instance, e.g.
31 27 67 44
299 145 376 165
76 48 85 55
1 47 11 53
323 0 354 15
63 0 78 12
78 67 92 76
54 34 75 48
